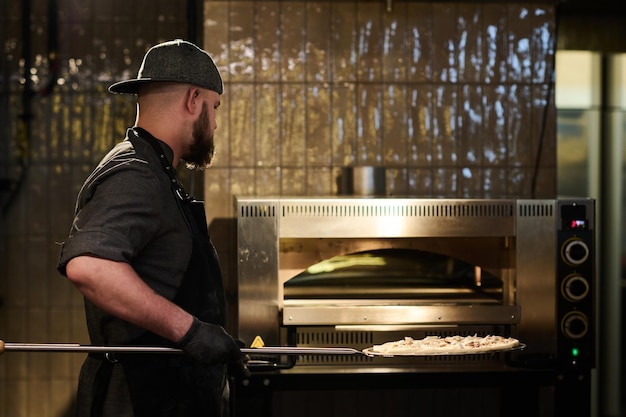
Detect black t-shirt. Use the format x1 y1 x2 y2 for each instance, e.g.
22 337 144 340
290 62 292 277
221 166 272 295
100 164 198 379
57 129 192 345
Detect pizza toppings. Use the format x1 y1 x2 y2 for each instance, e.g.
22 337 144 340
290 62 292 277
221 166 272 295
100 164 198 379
367 334 520 356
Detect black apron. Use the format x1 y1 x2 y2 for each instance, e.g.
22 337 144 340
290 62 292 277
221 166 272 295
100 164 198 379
88 128 229 417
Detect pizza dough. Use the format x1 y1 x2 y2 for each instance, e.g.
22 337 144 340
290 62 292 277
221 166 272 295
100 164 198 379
366 335 520 356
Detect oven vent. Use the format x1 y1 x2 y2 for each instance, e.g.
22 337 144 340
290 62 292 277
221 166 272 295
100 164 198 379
420 202 514 218
422 352 498 363
296 353 373 365
280 201 514 218
239 203 276 218
426 329 496 338
518 202 554 217
295 329 375 365
296 329 374 347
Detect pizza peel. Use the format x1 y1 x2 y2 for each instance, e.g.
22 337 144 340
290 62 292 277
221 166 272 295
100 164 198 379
0 340 370 356
0 339 523 357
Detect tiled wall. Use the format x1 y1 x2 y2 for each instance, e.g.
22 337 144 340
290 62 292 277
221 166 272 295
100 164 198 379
203 1 556 222
0 1 556 416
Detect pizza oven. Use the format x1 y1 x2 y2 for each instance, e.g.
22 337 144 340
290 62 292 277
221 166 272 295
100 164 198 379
234 197 595 414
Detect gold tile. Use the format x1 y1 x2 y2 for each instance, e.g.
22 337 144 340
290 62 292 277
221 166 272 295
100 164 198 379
386 167 408 197
49 380 76 417
204 2 229 82
306 167 333 196
382 84 409 166
256 84 281 167
5 380 27 417
229 84 256 167
306 84 332 167
228 1 256 82
355 83 383 165
280 2 306 82
330 2 357 83
230 168 256 197
481 84 508 166
255 1 281 82
27 380 49 417
281 167 306 196
204 168 235 220
458 84 484 167
482 4 509 84
457 3 485 83
331 83 358 167
432 85 459 166
407 2 435 82
381 3 408 82
305 2 331 83
256 167 281 195
356 1 383 82
280 84 306 166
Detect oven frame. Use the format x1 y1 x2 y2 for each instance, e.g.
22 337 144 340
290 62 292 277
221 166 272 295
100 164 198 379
236 197 592 364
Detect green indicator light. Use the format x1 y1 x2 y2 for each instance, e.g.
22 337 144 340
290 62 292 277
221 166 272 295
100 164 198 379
571 347 579 357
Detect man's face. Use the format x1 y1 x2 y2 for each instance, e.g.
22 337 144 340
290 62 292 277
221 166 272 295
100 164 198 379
183 100 215 170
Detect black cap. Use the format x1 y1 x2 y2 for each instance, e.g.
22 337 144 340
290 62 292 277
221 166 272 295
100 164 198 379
108 39 223 95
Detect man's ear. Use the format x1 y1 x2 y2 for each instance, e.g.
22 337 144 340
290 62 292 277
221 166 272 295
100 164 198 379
184 87 200 114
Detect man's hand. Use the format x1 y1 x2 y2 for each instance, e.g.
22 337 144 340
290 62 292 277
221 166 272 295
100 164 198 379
228 339 251 379
178 317 242 365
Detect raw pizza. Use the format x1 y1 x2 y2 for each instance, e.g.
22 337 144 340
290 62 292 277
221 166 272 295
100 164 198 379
365 335 520 356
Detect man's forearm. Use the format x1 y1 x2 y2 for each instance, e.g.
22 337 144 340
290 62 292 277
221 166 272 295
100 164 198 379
65 255 193 343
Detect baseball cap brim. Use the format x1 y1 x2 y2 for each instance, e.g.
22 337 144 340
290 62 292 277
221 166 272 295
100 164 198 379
108 79 156 95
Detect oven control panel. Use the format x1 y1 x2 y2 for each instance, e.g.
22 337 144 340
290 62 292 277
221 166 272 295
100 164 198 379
556 200 595 369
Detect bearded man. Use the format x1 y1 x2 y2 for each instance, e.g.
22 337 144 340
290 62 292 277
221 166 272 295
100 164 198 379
57 39 243 417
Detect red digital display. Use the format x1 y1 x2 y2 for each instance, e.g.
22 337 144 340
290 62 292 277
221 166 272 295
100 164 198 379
569 219 587 230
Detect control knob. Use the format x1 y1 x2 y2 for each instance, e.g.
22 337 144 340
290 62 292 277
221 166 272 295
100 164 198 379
561 311 589 339
562 274 590 302
562 238 589 266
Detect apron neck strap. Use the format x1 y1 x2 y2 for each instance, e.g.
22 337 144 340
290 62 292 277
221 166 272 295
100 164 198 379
131 127 192 202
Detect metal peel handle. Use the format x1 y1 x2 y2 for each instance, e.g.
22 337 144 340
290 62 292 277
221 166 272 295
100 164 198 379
0 340 181 354
0 341 364 356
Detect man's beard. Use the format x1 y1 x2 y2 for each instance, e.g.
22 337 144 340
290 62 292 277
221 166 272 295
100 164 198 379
182 101 215 171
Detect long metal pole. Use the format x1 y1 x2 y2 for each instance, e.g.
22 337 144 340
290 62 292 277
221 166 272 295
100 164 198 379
0 341 181 353
0 341 363 356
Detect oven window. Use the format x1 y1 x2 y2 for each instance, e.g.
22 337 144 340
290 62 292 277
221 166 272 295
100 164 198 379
284 248 502 304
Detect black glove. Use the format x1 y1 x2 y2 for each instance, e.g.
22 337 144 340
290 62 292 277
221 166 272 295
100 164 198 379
178 317 242 365
228 339 251 379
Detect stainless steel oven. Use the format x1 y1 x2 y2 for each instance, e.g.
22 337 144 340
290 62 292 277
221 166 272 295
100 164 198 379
235 197 595 375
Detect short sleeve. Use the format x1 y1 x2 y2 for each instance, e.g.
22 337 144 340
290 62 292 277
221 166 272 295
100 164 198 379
57 162 163 274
